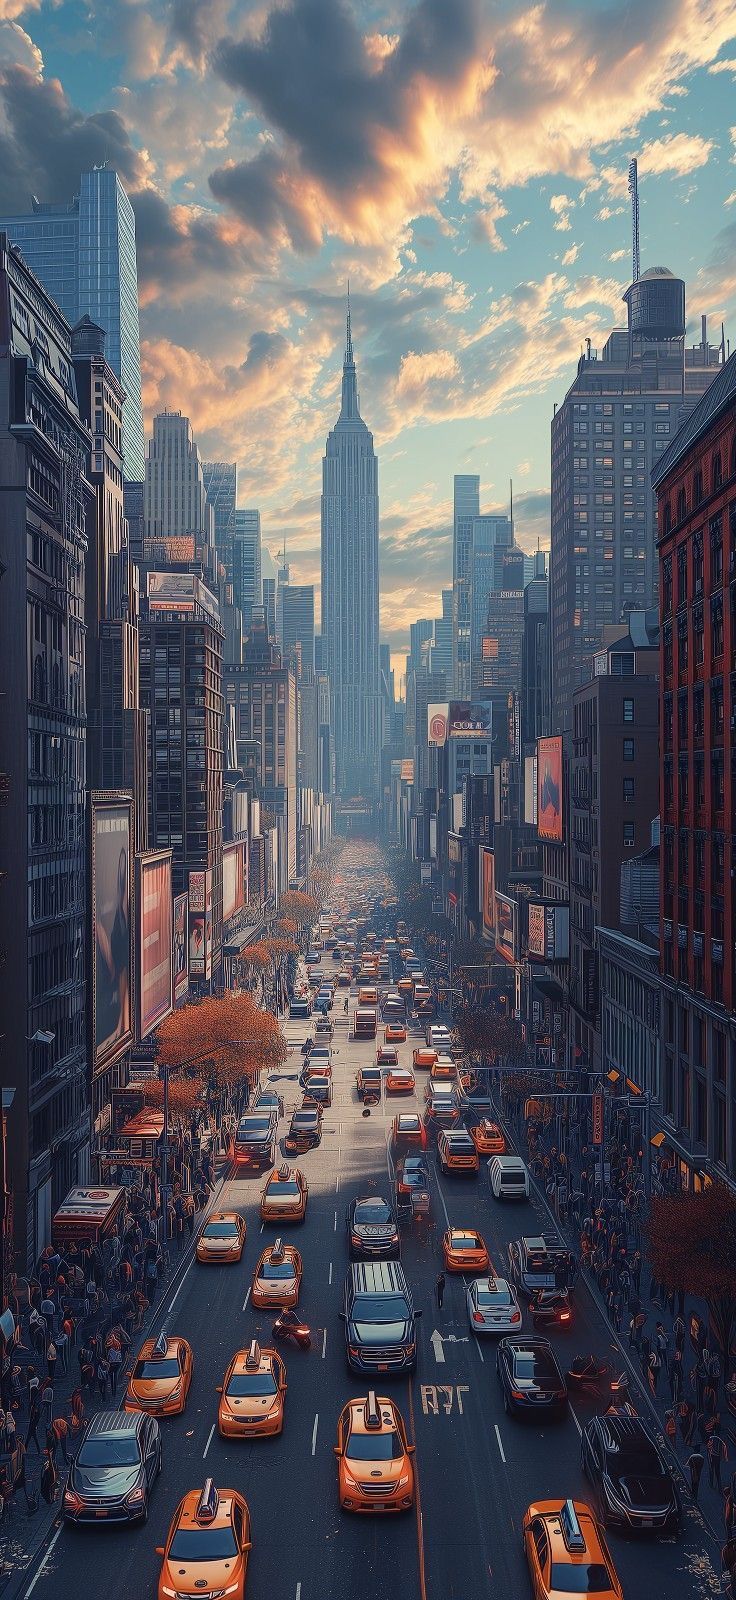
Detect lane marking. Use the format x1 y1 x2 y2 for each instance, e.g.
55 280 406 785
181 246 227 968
335 1174 340 1192
23 1522 63 1598
407 1379 429 1600
430 1329 446 1364
322 1327 327 1359
296 1587 302 1600
333 1210 337 1231
242 1287 251 1312
474 1336 485 1364
166 1257 194 1315
203 1422 216 1458
328 1261 333 1285
569 1403 582 1438
494 1424 506 1463
311 1413 319 1456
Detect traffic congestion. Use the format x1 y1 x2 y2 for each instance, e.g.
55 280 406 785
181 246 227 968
26 841 719 1600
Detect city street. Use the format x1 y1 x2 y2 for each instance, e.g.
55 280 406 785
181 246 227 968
19 965 722 1600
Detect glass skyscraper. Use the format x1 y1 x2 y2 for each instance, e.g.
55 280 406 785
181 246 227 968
0 166 145 478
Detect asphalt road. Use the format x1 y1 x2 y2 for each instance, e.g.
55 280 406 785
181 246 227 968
22 927 722 1600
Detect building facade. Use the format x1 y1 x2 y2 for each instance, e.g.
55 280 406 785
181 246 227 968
203 461 237 578
0 235 93 1270
232 510 262 635
0 167 145 479
281 585 315 678
225 610 298 890
321 310 381 799
550 268 721 732
144 412 214 560
451 474 480 696
654 349 736 1183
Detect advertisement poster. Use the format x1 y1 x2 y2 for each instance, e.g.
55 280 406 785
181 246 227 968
537 736 563 842
527 903 546 958
92 797 133 1066
427 703 450 746
173 894 189 1004
495 893 516 964
222 842 245 924
480 848 496 942
188 868 212 979
137 853 173 1037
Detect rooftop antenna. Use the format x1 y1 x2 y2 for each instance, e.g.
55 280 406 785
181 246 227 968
721 321 726 364
346 280 353 363
628 158 640 285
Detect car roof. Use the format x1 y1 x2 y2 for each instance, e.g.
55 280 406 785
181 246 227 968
473 1276 511 1293
449 1227 482 1242
396 1113 420 1127
177 1488 237 1531
347 1396 399 1435
593 1412 656 1453
209 1210 240 1223
350 1260 407 1294
229 1346 278 1375
443 1129 473 1143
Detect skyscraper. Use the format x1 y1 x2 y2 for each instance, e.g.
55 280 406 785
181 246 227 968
452 473 480 695
0 167 145 478
281 585 315 678
232 510 262 634
203 462 237 576
321 305 380 798
550 267 721 731
144 411 214 566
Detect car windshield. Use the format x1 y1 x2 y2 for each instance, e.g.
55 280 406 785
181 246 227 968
453 1235 480 1250
270 1182 300 1196
477 1287 511 1308
293 1115 317 1128
514 1352 558 1380
77 1436 140 1467
133 1358 180 1379
203 1221 239 1239
346 1432 404 1461
227 1372 277 1397
354 1294 410 1320
548 1563 611 1593
355 1202 392 1224
237 1120 270 1138
169 1528 238 1561
402 1171 426 1189
260 1261 296 1280
398 1118 419 1130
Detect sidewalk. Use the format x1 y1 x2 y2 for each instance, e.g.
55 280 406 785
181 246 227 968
0 1160 229 1600
496 1082 729 1549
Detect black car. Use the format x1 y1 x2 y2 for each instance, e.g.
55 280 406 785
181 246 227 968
285 1106 322 1152
496 1337 568 1418
63 1411 161 1523
232 1110 278 1169
582 1411 682 1534
507 1233 569 1295
346 1196 400 1260
341 1260 421 1374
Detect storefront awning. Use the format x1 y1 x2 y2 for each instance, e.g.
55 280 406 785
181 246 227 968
531 975 565 1003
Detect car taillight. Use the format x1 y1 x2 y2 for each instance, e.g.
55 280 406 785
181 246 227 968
351 1234 362 1246
472 1311 484 1324
510 1311 521 1323
511 1390 525 1401
560 1311 570 1321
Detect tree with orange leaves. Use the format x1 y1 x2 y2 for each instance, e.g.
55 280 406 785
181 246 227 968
277 891 317 939
144 1075 203 1125
647 1183 736 1361
156 991 286 1092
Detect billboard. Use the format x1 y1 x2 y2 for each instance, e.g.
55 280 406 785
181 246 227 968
527 902 570 962
537 736 563 842
448 701 492 738
480 848 496 942
222 842 246 924
188 869 212 980
137 852 173 1037
92 796 133 1067
147 571 220 624
427 703 450 747
495 893 517 964
173 894 189 1004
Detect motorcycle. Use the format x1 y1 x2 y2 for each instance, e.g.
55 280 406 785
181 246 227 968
529 1289 572 1328
272 1309 311 1349
567 1356 629 1399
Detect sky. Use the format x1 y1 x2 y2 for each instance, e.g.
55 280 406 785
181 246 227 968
2 0 736 680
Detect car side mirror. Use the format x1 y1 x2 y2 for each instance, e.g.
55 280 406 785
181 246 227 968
406 1443 416 1454
333 1445 341 1456
338 1311 347 1321
242 1541 252 1552
414 1308 423 1318
215 1385 222 1393
155 1546 165 1557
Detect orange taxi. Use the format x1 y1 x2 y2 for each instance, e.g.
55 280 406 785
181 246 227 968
412 1047 437 1071
386 1066 416 1094
391 1113 428 1153
397 977 414 998
260 1165 308 1223
430 1057 456 1081
442 1227 491 1273
522 1497 623 1600
384 1023 406 1044
250 1238 303 1308
196 1211 246 1263
124 1331 193 1416
470 1120 507 1156
335 1392 415 1513
156 1480 251 1600
217 1340 287 1438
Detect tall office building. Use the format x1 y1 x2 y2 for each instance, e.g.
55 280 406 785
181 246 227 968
521 553 551 751
452 474 480 695
144 411 214 566
203 462 237 576
550 266 721 731
469 514 514 689
321 306 381 799
232 510 262 633
0 167 145 478
282 585 315 678
225 610 298 889
0 236 92 1269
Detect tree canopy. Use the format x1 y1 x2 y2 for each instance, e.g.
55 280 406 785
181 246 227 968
156 991 286 1089
647 1184 736 1358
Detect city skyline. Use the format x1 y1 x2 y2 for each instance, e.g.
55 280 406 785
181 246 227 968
2 1 736 670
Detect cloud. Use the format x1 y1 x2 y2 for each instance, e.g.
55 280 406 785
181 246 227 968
0 18 42 72
561 243 579 265
593 132 715 198
471 194 507 250
0 63 148 213
512 219 530 234
708 57 736 73
550 194 572 231
608 247 628 261
725 190 736 206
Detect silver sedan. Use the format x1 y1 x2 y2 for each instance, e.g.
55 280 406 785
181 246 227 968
466 1276 523 1335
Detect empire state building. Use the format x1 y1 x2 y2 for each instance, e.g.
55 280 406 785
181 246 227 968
321 306 381 800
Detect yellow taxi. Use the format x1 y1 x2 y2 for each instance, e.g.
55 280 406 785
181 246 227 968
250 1238 303 1309
522 1498 623 1600
335 1392 415 1513
412 1047 437 1071
470 1120 507 1156
196 1211 246 1263
442 1227 491 1274
430 1057 456 1081
217 1340 286 1438
156 1480 251 1600
124 1330 193 1417
384 1023 406 1044
260 1165 308 1224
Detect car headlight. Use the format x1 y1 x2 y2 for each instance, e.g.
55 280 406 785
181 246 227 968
225 1586 240 1596
125 1485 146 1505
398 1473 411 1487
167 1384 181 1401
161 1588 176 1598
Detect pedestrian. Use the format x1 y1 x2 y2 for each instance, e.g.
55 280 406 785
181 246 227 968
96 1356 109 1402
70 1389 84 1432
46 1340 57 1382
435 1271 446 1310
144 1253 158 1306
704 1377 719 1419
40 1449 57 1505
687 1449 705 1502
629 1311 646 1351
648 1349 662 1397
679 1399 696 1448
708 1430 729 1492
654 1321 669 1361
664 1410 677 1451
55 1325 69 1376
722 1540 736 1597
107 1339 122 1396
50 1416 69 1464
29 1306 47 1357
668 1349 684 1403
25 1392 41 1453
40 1293 56 1340
41 1380 53 1430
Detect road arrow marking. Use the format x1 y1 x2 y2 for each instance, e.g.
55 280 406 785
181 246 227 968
430 1329 446 1363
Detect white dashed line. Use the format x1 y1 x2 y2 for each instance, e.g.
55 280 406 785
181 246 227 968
474 1336 485 1364
569 1404 582 1437
23 1523 63 1598
329 1262 333 1285
203 1423 216 1458
322 1327 327 1359
494 1424 506 1463
333 1210 337 1231
242 1287 251 1312
311 1413 319 1455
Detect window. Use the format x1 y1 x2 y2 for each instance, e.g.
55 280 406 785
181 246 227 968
623 697 634 724
623 821 635 846
623 777 635 802
623 739 635 761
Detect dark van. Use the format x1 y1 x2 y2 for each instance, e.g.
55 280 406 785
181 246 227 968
341 1260 421 1374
